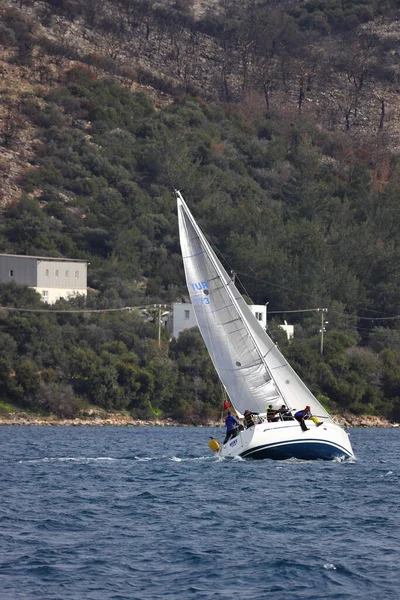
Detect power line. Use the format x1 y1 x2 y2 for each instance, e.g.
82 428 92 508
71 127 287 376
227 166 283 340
268 307 400 322
193 220 398 322
269 308 327 314
236 271 400 321
0 305 157 314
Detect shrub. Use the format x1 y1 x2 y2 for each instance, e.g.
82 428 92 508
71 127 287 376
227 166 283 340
0 24 16 47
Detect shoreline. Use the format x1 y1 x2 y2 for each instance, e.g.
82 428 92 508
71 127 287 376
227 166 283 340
0 412 397 428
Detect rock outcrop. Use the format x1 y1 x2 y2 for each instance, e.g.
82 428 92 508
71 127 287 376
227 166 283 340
0 411 396 428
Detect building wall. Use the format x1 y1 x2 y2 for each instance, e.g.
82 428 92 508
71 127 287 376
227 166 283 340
0 255 38 286
170 303 198 339
36 260 87 290
248 304 267 330
0 255 88 305
35 287 87 305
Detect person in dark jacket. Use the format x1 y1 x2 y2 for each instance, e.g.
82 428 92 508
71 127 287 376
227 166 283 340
279 405 293 420
294 406 312 431
267 405 279 422
243 410 258 428
223 411 239 444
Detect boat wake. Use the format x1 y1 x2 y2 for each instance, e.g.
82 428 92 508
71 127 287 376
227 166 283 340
17 455 214 464
18 457 118 464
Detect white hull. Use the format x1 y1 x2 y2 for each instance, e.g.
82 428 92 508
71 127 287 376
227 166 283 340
219 419 354 461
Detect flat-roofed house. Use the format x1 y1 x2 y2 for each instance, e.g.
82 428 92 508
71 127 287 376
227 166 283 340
0 254 88 304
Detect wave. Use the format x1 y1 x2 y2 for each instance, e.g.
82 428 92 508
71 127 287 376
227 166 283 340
18 457 119 464
17 455 214 464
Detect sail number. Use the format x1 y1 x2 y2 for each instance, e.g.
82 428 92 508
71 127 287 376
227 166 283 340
193 297 211 305
189 281 211 305
189 281 209 291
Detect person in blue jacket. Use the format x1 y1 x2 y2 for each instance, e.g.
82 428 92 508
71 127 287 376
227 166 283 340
223 411 239 444
294 406 312 431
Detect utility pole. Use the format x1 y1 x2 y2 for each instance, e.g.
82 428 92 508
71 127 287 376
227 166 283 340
265 306 328 351
154 304 169 349
318 308 328 355
158 305 162 348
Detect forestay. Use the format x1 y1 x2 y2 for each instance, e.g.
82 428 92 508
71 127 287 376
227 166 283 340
177 192 331 420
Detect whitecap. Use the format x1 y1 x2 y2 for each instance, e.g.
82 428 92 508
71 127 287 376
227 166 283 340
19 457 117 463
323 563 337 570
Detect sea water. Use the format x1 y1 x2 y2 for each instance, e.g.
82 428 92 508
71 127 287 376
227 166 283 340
0 426 399 600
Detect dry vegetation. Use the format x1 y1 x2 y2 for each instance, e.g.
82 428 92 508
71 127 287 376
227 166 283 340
0 0 399 205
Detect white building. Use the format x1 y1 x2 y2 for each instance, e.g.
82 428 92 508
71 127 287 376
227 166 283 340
169 302 294 340
248 304 268 330
280 320 294 340
169 302 198 339
0 254 88 304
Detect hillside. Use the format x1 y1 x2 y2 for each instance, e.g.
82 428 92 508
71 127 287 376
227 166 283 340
1 0 400 204
0 0 400 422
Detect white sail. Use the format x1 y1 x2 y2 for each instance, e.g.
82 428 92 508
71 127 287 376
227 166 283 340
177 191 331 420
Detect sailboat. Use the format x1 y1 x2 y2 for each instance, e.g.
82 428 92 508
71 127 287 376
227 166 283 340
177 191 354 460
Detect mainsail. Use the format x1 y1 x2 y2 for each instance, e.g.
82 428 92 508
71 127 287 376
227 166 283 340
177 192 331 420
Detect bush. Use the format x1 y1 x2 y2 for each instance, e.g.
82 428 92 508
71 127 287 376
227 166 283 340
38 36 80 60
82 52 117 74
39 380 81 417
0 24 16 47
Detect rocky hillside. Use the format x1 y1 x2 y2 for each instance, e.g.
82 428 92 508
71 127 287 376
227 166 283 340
1 0 400 206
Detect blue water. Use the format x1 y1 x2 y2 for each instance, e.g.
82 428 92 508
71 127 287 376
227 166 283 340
1 427 399 600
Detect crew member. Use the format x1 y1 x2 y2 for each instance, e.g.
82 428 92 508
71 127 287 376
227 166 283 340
243 410 258 428
223 411 239 445
279 405 293 420
267 405 279 422
294 406 312 431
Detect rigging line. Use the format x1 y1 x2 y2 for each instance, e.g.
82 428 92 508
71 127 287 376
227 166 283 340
237 270 399 318
173 199 395 321
211 246 255 303
237 270 330 301
199 241 394 321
